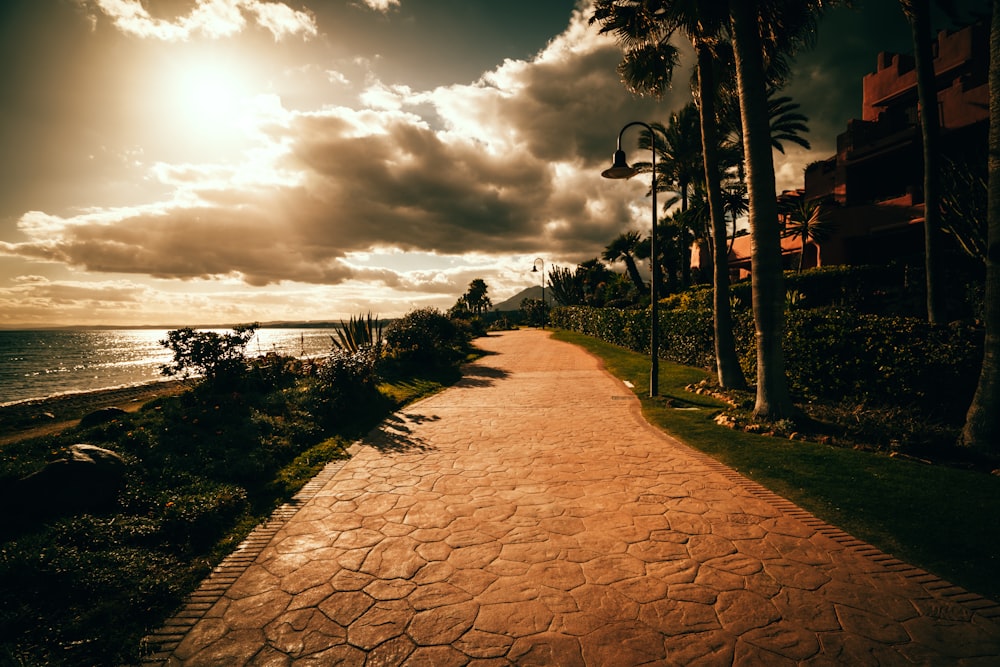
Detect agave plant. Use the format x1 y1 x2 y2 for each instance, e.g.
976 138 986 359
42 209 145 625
331 312 384 355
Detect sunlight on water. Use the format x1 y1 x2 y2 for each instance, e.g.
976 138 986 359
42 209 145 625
0 328 340 405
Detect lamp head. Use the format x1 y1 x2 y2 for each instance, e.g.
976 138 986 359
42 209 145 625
531 266 538 272
601 149 637 179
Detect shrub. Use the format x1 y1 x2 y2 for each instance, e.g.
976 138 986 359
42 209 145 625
782 309 982 420
160 324 258 386
553 297 983 423
520 298 550 327
331 312 384 354
308 347 383 428
384 308 469 371
156 479 249 553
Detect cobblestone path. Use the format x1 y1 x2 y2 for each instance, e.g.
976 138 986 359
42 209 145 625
147 329 1000 666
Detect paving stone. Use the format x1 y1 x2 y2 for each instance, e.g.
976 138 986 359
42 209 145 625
346 600 411 649
507 632 585 666
474 600 553 637
835 604 911 645
662 629 736 665
715 589 781 635
406 601 478 645
410 581 474 610
317 590 373 626
578 620 667 665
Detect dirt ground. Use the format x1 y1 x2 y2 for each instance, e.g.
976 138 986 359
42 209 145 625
0 381 189 445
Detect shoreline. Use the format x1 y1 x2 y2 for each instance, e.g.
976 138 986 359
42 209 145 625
0 380 189 444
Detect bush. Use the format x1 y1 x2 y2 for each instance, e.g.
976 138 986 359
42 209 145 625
782 309 982 420
307 347 383 429
160 324 258 387
519 298 550 327
384 308 469 371
553 296 984 423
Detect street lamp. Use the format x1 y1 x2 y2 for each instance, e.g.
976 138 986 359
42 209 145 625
531 257 546 329
531 258 545 305
602 121 659 397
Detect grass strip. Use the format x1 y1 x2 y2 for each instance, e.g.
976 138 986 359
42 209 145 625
552 329 1000 603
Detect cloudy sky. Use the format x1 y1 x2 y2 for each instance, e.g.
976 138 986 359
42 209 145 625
0 0 988 327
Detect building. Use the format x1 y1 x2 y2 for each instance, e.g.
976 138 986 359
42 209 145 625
727 18 989 279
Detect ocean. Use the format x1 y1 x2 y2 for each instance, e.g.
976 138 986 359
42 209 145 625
0 328 342 406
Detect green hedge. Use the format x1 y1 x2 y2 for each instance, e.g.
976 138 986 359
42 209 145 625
551 302 983 421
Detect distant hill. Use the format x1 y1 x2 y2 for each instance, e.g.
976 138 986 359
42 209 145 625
493 286 556 311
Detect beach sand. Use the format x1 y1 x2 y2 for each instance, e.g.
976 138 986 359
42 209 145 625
0 381 189 445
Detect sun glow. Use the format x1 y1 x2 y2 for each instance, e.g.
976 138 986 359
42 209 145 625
161 55 256 145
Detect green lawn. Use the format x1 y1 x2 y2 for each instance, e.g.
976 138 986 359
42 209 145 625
552 330 1000 603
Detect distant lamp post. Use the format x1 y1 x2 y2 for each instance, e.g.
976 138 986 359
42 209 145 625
531 257 545 305
531 257 546 328
602 121 659 397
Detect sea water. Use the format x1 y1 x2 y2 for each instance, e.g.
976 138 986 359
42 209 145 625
0 328 342 406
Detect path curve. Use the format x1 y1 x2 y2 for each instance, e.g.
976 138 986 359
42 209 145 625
147 330 1000 666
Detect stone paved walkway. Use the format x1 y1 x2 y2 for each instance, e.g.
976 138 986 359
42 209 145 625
146 329 1000 666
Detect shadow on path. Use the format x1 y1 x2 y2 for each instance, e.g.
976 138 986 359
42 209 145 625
364 413 437 453
456 363 509 388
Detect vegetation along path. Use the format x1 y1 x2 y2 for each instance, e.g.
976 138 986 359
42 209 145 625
146 329 1000 665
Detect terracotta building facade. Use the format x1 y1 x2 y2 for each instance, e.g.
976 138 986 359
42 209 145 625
727 19 989 278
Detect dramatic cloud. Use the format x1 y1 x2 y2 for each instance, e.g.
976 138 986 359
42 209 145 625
89 0 317 41
358 0 400 13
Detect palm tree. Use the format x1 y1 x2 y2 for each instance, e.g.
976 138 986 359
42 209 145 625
720 88 814 177
723 182 749 255
961 0 1000 456
643 105 704 287
579 259 614 306
900 0 950 323
462 278 491 314
728 0 827 420
781 198 833 271
603 231 647 293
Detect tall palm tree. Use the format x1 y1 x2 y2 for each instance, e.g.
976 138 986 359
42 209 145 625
602 231 647 293
961 0 1000 456
781 198 833 271
900 0 952 323
728 0 826 420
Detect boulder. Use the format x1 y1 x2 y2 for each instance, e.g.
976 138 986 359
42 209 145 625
79 406 127 429
16 444 127 518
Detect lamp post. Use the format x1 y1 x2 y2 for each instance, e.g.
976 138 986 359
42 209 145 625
531 257 545 328
602 121 659 397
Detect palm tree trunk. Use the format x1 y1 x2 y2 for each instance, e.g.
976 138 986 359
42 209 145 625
961 0 1000 457
680 182 692 287
623 256 646 293
696 41 747 391
907 0 945 323
729 1 795 420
